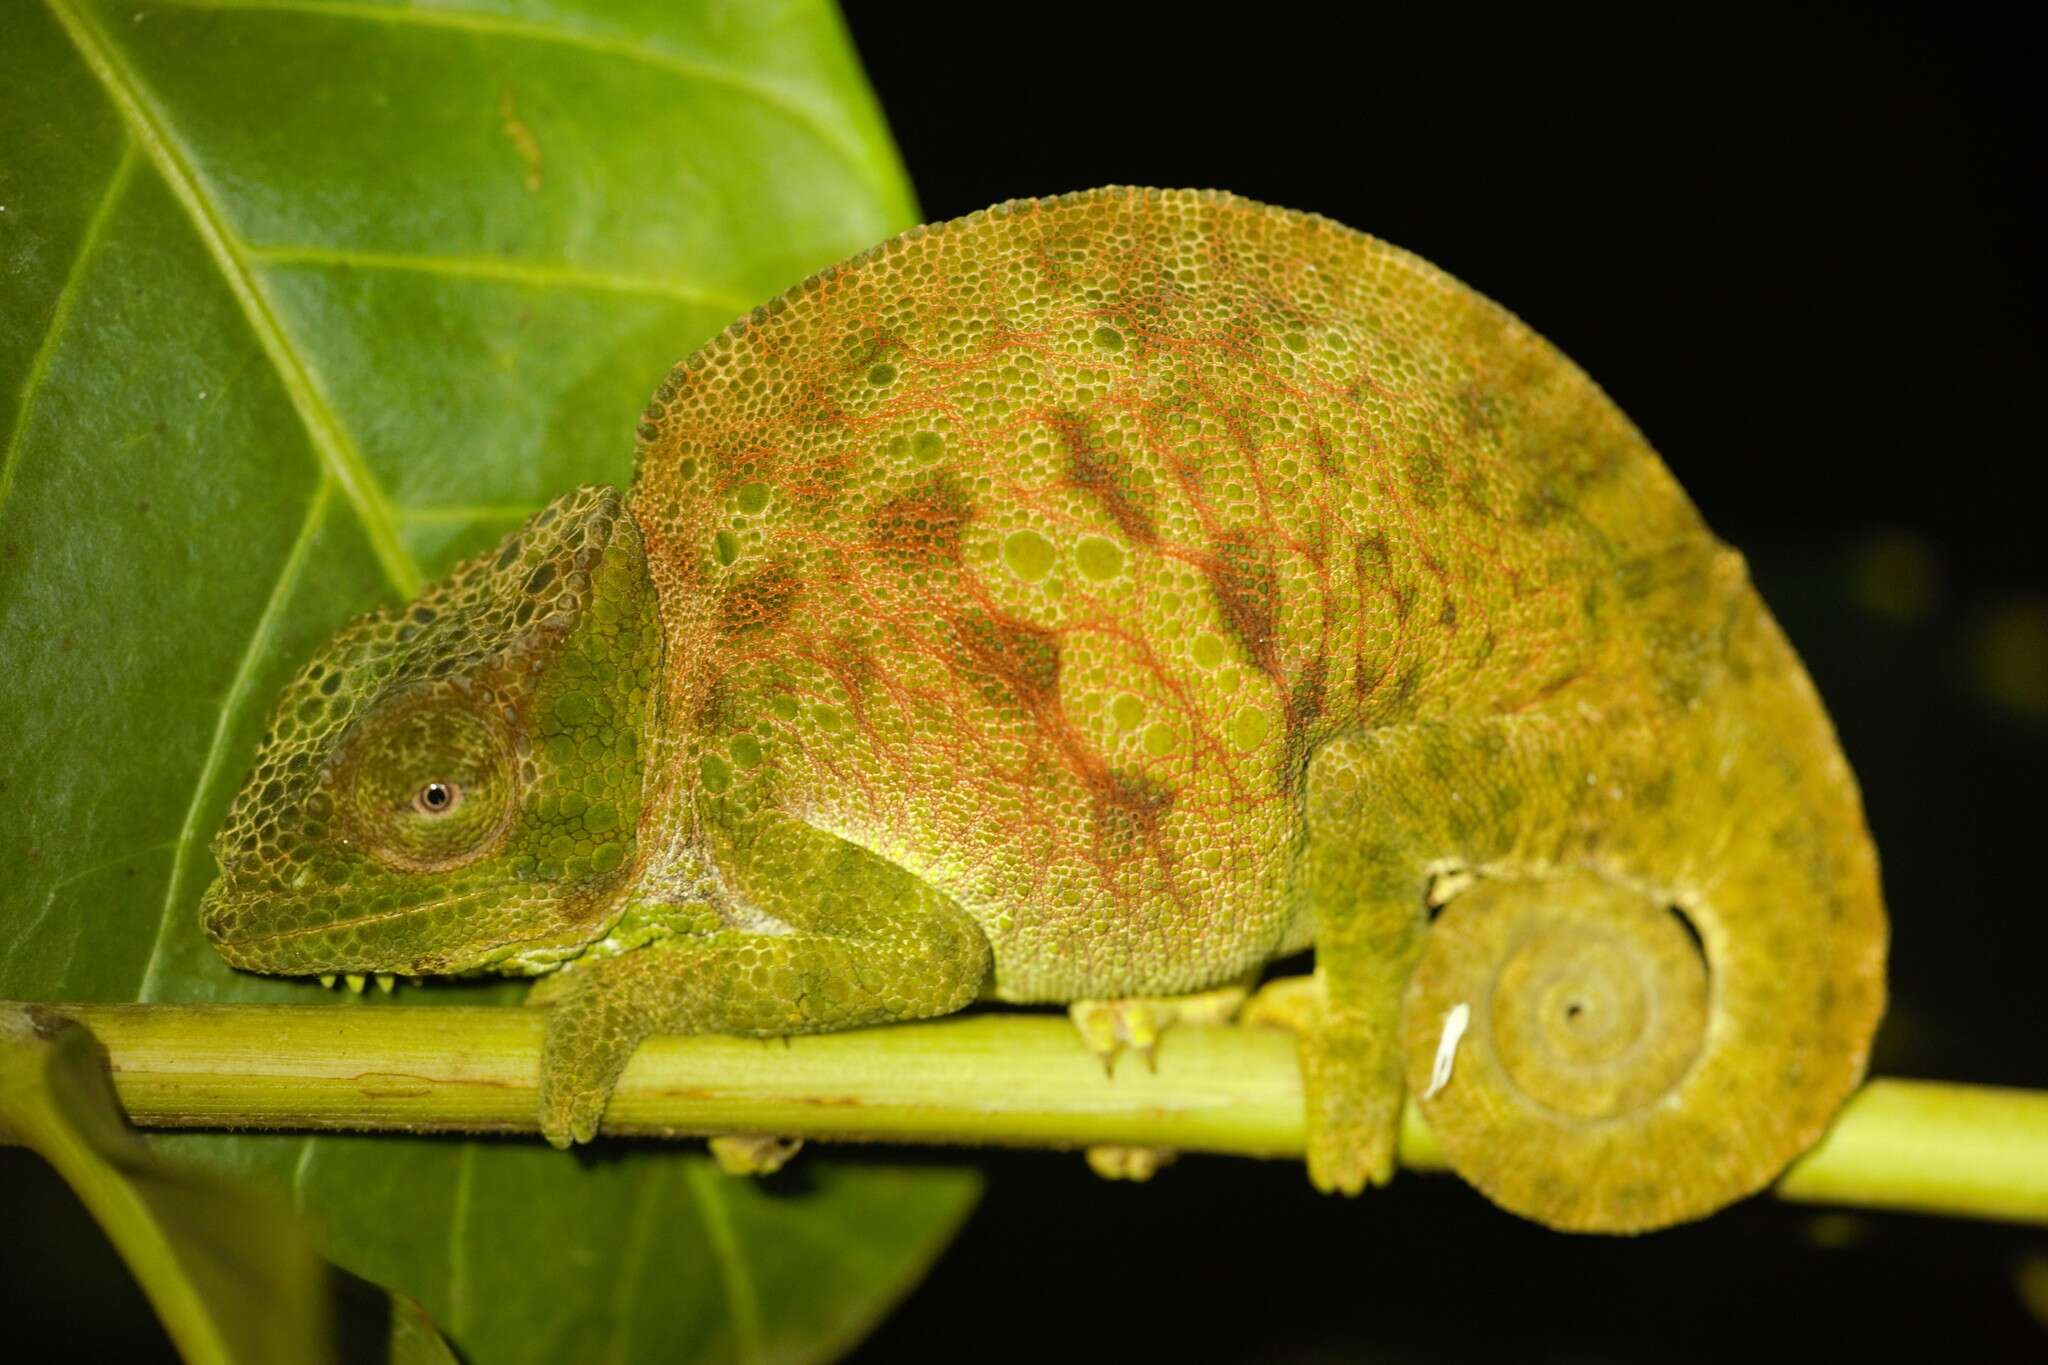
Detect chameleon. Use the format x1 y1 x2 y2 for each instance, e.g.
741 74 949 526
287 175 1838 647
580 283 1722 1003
198 187 1887 1233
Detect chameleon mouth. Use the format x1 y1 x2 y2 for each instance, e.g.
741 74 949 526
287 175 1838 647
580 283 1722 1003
202 883 507 976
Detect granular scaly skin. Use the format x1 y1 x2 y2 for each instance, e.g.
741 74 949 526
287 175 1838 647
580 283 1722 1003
202 188 1886 1232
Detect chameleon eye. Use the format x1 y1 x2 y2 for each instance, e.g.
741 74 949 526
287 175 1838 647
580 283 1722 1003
342 697 517 871
414 781 460 816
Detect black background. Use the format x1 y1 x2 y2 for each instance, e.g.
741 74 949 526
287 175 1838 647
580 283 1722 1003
7 4 2042 1362
842 4 2048 1361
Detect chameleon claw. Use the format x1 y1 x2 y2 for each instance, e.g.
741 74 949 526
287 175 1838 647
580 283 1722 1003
1068 987 1248 1076
318 974 336 990
1068 1000 1130 1075
345 973 366 994
375 973 396 994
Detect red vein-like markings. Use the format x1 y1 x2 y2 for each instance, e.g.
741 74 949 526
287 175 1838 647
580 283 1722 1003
1056 598 1253 809
1349 526 1413 704
717 560 803 635
808 448 1103 882
944 566 1191 901
639 190 1614 945
1044 407 1158 546
867 472 974 562
1126 285 1341 716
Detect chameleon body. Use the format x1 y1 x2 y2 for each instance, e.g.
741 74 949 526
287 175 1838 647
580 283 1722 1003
200 188 1886 1232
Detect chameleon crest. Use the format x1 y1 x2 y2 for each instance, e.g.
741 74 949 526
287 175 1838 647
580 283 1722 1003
204 188 1886 1232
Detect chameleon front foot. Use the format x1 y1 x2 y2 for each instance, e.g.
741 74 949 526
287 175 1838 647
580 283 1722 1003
1245 974 1402 1196
709 1134 804 1176
1066 985 1249 1074
537 1075 607 1149
535 950 675 1148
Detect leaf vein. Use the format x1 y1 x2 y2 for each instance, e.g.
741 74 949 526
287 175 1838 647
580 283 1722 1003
136 479 334 1002
7 840 173 965
684 1161 765 1364
244 245 755 314
46 0 421 598
447 1144 477 1336
604 1163 667 1365
0 142 137 518
288 1139 318 1211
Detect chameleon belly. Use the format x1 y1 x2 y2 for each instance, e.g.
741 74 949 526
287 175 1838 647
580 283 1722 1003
631 187 1717 1001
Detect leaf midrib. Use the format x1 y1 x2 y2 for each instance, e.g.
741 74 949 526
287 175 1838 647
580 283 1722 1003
37 0 731 1006
25 5 837 1350
48 0 423 599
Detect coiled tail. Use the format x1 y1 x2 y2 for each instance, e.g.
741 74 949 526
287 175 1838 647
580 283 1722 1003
1403 561 1888 1232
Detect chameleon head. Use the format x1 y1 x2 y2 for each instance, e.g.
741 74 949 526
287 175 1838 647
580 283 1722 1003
199 486 662 979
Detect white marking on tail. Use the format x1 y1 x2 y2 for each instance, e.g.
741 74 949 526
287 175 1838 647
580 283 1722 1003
1423 1002 1471 1100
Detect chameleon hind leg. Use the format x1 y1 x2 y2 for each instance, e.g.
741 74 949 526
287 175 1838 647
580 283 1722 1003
536 811 992 1147
1068 982 1254 1183
1265 715 1597 1194
1394 654 1885 1229
1270 671 1882 1228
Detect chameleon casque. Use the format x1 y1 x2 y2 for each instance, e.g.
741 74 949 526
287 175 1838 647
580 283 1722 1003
199 187 1887 1233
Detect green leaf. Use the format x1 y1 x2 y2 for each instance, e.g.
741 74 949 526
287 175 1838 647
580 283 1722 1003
1 1003 463 1364
0 1003 333 1365
0 3 977 1362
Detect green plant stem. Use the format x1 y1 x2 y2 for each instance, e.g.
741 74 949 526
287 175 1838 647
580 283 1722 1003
16 1002 2047 1226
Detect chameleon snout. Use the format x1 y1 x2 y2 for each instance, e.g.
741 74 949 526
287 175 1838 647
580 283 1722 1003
200 864 614 980
199 872 472 977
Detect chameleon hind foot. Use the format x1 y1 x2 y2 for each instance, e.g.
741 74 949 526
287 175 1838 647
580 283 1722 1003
1067 985 1249 1075
1083 1145 1178 1181
1241 974 1317 1032
1245 974 1402 1196
709 1134 804 1176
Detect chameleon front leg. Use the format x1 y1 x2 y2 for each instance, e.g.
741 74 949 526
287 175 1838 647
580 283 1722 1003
537 813 992 1147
